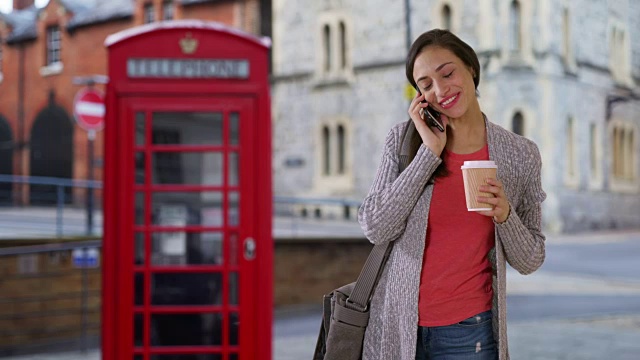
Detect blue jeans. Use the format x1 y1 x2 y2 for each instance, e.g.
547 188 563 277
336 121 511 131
415 310 497 360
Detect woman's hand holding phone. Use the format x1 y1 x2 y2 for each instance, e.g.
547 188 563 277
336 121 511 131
409 91 448 157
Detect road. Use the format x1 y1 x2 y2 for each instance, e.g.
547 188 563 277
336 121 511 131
1 206 639 359
273 230 640 360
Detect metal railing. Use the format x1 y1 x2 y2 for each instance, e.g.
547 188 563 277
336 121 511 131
0 175 102 238
0 240 101 357
0 175 363 239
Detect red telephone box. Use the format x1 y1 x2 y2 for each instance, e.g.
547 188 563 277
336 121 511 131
102 21 272 360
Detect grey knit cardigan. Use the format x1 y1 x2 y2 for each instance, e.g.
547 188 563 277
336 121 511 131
358 118 546 360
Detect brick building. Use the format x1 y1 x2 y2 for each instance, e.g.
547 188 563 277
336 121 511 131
0 0 270 205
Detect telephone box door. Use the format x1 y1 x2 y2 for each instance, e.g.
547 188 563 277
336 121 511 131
119 96 258 360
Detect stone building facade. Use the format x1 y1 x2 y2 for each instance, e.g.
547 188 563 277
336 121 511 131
271 0 640 233
0 0 268 205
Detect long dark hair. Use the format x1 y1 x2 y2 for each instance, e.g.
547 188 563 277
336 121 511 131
405 29 481 181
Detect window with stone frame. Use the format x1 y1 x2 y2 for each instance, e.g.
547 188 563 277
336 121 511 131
561 6 576 71
509 0 521 54
611 124 636 181
609 23 631 85
318 121 350 179
441 4 452 31
46 26 61 65
588 122 603 189
317 13 352 81
511 111 524 137
564 115 579 187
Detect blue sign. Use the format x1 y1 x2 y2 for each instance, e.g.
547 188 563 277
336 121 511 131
72 248 100 268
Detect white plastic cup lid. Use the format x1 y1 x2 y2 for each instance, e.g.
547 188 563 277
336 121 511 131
461 160 497 169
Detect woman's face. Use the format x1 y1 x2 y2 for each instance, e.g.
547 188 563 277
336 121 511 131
412 46 476 119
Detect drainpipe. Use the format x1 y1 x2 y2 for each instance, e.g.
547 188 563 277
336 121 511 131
404 0 412 52
17 42 25 204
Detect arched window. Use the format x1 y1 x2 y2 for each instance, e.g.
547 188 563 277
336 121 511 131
512 111 524 136
566 116 575 177
590 124 597 175
339 21 347 69
562 8 571 64
30 105 74 204
441 4 452 31
322 126 330 175
509 0 521 53
625 129 634 179
612 127 621 177
323 25 332 72
337 125 345 174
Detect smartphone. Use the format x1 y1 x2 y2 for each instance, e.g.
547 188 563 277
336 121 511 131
416 89 445 132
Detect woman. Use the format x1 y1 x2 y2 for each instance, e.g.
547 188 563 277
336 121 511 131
358 29 546 360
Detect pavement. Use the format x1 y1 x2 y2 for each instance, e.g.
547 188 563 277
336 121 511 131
1 208 640 359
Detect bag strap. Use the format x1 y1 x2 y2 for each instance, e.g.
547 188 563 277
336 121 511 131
346 121 414 311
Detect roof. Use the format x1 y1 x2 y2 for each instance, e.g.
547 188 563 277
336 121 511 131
0 0 227 44
3 5 40 44
2 0 135 43
67 0 134 31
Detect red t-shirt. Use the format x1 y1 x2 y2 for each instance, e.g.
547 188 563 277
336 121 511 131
418 144 495 327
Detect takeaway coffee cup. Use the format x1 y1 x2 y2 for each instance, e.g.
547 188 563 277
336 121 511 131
461 161 498 211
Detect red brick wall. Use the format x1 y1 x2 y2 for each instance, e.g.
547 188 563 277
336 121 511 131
0 0 260 205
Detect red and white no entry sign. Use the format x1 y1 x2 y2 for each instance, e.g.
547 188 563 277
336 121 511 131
74 88 105 132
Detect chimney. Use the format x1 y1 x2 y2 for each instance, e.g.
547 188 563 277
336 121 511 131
13 0 35 11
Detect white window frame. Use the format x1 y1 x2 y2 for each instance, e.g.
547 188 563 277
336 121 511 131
315 12 354 84
314 118 353 193
162 1 174 21
144 3 155 24
40 26 63 77
0 36 3 84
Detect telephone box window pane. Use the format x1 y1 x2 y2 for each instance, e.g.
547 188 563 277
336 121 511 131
151 232 223 265
230 354 238 360
229 312 239 346
152 152 222 185
135 192 145 225
229 272 238 305
134 313 143 346
152 112 223 145
135 112 145 145
151 313 223 346
135 272 144 305
151 272 222 305
228 192 239 226
135 233 145 265
228 152 239 186
151 192 222 227
135 152 145 184
134 355 143 360
229 112 239 145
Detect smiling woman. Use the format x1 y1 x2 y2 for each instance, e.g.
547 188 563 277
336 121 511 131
357 29 547 360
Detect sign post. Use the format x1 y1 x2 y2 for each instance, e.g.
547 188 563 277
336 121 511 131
73 86 105 235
